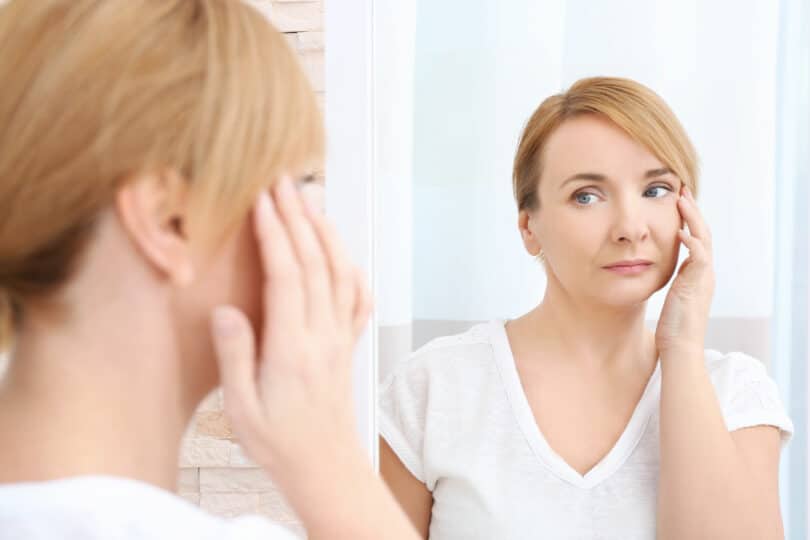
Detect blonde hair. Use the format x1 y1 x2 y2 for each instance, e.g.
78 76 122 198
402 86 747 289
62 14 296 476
0 0 323 351
513 77 698 212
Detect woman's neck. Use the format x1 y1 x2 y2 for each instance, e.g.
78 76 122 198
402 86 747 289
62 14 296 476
0 308 208 491
512 280 657 373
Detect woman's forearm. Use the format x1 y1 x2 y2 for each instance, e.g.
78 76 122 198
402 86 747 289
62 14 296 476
657 347 779 540
270 442 420 540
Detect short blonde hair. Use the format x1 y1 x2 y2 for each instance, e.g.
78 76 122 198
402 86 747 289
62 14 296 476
513 77 698 212
0 0 323 350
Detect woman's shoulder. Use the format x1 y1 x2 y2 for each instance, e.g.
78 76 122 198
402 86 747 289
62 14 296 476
413 320 499 357
384 321 502 382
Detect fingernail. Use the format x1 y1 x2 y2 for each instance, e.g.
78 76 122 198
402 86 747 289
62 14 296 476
212 307 240 338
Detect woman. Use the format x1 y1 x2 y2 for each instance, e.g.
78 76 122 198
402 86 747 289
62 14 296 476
380 77 793 539
0 1 417 539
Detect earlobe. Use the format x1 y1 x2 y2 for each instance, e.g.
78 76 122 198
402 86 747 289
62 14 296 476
114 170 195 286
518 210 542 257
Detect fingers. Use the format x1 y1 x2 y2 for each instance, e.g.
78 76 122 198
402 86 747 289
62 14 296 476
253 175 368 350
254 188 305 338
211 306 263 438
677 187 712 249
677 228 710 262
302 193 357 328
273 177 333 328
299 192 372 341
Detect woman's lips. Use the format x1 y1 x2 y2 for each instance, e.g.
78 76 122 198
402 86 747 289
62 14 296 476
602 260 653 275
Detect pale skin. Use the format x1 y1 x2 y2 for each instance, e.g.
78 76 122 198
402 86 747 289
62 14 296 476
381 114 783 539
0 173 418 539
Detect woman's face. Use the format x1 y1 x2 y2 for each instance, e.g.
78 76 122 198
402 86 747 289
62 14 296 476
522 114 683 308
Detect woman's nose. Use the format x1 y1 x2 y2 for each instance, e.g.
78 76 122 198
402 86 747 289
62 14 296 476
610 199 650 244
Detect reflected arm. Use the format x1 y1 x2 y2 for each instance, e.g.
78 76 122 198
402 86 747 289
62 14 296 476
380 437 433 539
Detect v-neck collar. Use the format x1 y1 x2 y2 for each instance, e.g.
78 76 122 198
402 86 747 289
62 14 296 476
489 319 661 489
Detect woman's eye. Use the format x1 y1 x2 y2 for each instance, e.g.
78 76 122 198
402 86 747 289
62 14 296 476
644 186 671 198
574 192 599 205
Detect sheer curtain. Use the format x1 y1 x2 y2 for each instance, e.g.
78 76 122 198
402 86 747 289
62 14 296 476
773 0 810 536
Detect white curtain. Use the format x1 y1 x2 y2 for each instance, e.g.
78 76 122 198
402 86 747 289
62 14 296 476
773 0 810 536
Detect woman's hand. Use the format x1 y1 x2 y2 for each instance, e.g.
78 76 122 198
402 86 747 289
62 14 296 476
210 175 372 477
655 186 715 356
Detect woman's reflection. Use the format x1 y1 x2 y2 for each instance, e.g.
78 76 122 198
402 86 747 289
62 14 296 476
379 77 793 540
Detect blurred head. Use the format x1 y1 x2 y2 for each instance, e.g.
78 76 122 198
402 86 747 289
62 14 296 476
0 0 323 367
513 77 699 308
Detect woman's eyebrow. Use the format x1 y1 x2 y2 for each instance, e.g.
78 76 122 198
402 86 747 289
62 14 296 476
645 167 673 178
559 173 606 189
559 167 674 190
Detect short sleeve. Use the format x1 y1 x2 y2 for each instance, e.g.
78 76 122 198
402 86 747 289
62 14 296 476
378 356 431 485
709 351 794 448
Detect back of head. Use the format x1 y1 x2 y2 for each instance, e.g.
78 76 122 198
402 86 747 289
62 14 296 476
0 0 323 351
513 76 699 212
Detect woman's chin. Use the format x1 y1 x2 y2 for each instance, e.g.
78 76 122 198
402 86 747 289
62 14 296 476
594 284 656 309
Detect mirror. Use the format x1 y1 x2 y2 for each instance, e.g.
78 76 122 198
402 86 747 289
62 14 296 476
373 0 809 538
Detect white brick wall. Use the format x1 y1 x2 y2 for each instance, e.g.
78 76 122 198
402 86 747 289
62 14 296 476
180 387 306 531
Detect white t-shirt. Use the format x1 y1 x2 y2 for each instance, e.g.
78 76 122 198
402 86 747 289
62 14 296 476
0 475 299 540
379 320 794 540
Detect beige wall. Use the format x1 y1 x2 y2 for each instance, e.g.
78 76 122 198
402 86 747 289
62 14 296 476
178 2 324 537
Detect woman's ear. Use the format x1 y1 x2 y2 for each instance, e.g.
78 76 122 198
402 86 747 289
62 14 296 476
518 209 542 257
114 169 195 286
